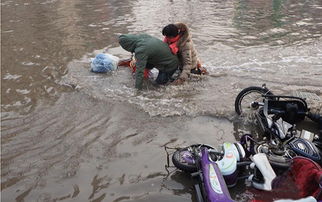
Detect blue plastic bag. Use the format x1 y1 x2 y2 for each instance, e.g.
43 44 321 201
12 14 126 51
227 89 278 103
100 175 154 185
90 53 119 73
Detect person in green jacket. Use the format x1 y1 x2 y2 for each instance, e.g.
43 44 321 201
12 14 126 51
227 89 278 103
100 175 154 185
119 34 179 89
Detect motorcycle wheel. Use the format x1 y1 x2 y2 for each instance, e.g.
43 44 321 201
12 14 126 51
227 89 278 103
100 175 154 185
254 142 294 169
235 86 273 116
172 144 214 173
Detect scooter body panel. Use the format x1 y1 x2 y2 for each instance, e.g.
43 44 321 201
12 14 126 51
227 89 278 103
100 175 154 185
217 143 239 187
200 148 234 202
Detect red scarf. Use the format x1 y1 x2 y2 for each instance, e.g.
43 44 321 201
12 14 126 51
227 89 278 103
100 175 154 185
163 35 181 55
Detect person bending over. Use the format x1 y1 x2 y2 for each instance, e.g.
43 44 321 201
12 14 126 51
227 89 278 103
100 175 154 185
119 34 179 89
162 23 207 85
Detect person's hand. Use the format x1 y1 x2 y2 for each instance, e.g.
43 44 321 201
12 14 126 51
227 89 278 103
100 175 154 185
130 59 136 68
200 66 209 75
172 78 185 85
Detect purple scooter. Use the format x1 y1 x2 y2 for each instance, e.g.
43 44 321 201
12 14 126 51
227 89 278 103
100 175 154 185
172 143 246 202
172 141 321 202
195 147 234 202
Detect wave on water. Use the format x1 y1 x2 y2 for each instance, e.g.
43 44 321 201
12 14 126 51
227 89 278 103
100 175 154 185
61 41 322 118
60 48 223 117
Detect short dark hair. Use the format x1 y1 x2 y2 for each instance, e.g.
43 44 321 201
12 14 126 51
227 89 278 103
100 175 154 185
162 24 179 37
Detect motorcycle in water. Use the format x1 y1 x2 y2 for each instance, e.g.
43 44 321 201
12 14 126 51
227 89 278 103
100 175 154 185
234 84 322 136
234 85 322 167
171 142 280 201
171 142 322 202
172 143 246 186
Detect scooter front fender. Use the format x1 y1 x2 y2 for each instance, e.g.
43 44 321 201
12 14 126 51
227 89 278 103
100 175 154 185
200 148 234 202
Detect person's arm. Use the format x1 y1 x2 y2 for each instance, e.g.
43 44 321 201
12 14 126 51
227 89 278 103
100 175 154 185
178 48 192 80
134 53 147 90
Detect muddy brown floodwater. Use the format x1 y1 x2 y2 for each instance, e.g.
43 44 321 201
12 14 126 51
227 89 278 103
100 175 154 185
1 0 322 201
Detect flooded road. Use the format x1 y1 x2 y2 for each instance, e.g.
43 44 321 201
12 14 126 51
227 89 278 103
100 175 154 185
1 0 322 201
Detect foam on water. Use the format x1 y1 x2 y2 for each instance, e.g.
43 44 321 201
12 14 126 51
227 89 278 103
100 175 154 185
62 39 322 117
62 56 207 117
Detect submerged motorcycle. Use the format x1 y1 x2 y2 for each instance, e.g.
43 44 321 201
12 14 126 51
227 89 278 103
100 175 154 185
234 84 322 167
171 142 280 201
171 142 322 202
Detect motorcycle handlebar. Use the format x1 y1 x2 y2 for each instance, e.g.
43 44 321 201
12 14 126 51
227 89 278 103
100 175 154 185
268 109 322 130
268 109 285 114
307 112 322 130
268 109 308 116
307 112 322 121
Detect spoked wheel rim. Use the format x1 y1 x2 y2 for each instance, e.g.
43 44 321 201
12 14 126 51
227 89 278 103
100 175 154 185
235 86 273 120
237 91 265 118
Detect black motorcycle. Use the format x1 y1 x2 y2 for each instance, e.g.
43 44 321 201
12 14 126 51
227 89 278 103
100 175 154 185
235 84 322 168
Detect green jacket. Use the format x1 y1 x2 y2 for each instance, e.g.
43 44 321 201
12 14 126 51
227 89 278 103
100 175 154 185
119 34 179 89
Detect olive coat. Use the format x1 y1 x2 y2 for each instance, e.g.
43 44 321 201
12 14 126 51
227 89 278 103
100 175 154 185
119 34 179 89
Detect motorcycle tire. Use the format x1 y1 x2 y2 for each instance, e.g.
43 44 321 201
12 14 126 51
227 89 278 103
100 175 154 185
172 144 214 173
235 86 273 115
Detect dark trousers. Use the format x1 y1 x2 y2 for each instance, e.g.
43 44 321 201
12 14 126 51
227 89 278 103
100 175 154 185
155 68 177 85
